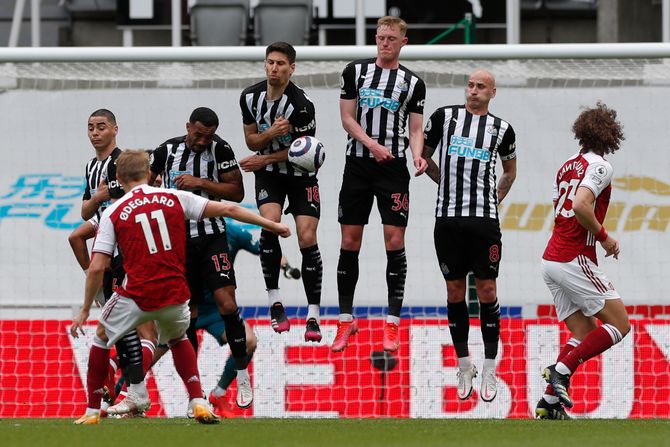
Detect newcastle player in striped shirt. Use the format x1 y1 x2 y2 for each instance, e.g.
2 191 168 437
82 109 124 220
239 42 323 343
331 16 427 353
422 70 517 403
79 109 155 414
149 107 254 409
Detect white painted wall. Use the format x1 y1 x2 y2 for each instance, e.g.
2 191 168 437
0 85 667 308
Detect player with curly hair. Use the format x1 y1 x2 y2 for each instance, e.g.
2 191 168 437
538 102 630 419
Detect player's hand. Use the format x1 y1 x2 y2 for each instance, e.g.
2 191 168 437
93 179 111 203
71 308 90 338
270 117 291 138
370 143 394 164
601 236 620 259
273 223 291 238
413 157 428 176
173 173 202 190
239 154 268 172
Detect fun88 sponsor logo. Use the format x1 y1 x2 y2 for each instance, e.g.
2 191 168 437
358 88 400 112
259 123 292 145
448 135 491 162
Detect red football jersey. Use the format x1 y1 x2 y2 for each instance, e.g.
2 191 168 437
93 184 208 311
543 151 613 264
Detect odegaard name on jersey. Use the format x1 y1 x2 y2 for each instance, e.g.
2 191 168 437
118 194 176 221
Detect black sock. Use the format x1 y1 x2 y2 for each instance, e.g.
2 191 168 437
447 300 470 358
260 230 282 290
120 330 144 384
300 244 322 306
480 298 501 359
222 310 248 369
186 317 199 353
386 249 407 318
114 337 129 371
337 249 359 314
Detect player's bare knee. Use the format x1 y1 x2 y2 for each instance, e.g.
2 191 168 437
572 326 592 341
446 291 466 304
297 232 317 248
219 301 238 315
341 236 362 251
214 288 237 314
137 321 158 343
383 232 405 251
617 317 631 338
446 280 467 302
474 279 497 302
95 324 108 342
477 289 497 303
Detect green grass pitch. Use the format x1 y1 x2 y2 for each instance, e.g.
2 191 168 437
2 418 669 447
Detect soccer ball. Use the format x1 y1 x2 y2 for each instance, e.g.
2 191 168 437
288 136 325 173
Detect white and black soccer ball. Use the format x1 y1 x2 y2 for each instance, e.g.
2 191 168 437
288 136 325 173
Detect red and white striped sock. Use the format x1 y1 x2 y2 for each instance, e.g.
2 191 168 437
558 324 623 374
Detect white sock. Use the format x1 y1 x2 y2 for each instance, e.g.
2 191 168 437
556 362 571 376
386 315 400 325
543 394 559 404
268 289 282 307
128 382 148 398
483 358 496 371
307 304 320 322
86 407 101 415
237 368 250 383
339 313 353 322
458 356 472 371
211 386 226 398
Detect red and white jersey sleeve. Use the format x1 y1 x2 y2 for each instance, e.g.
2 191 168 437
171 189 208 222
92 211 115 255
543 151 612 264
580 159 613 199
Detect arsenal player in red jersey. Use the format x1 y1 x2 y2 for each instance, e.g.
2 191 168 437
537 102 630 419
71 150 290 425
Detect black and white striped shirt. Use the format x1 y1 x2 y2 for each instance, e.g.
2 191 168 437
424 105 516 219
240 80 316 177
340 58 426 158
82 147 125 218
150 135 239 239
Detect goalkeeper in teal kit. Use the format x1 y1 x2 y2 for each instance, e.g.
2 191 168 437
196 218 300 417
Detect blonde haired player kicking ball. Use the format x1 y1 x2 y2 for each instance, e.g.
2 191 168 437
71 150 290 424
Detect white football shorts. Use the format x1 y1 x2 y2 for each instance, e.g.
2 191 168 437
541 255 620 321
99 293 191 347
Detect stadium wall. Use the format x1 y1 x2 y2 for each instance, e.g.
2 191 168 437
0 86 668 310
